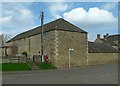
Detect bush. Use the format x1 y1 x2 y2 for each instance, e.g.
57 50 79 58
22 52 28 57
37 62 57 69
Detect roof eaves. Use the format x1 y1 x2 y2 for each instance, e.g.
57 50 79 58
7 18 87 43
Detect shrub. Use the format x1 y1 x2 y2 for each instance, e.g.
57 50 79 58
22 52 28 57
37 62 57 69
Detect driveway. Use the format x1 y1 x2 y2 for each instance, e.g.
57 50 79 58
2 64 118 84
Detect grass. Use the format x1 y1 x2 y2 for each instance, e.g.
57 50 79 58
37 62 57 69
0 63 31 71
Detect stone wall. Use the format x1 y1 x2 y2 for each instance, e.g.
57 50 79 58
0 36 3 57
0 40 17 57
0 49 3 58
88 53 118 65
54 30 88 68
29 34 41 55
43 30 56 63
8 31 56 63
9 34 41 57
7 42 13 56
7 30 87 68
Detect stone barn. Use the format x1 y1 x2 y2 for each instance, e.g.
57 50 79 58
7 18 88 68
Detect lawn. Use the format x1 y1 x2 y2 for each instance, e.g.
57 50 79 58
0 63 31 71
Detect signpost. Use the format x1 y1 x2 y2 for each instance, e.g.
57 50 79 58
68 48 74 68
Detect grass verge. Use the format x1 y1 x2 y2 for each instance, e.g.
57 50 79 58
0 63 31 71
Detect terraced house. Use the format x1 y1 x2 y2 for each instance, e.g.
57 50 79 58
6 18 88 68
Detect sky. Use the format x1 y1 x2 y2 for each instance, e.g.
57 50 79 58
0 1 119 41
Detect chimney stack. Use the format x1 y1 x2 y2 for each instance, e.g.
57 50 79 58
103 35 107 40
106 33 109 37
97 34 100 39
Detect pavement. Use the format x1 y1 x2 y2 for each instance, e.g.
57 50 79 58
2 64 118 84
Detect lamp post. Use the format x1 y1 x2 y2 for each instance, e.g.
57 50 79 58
68 48 74 68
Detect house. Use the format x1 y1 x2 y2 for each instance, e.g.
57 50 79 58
94 34 120 50
6 18 88 68
107 34 120 50
88 41 118 53
0 35 8 58
87 34 119 65
88 41 118 65
0 35 3 57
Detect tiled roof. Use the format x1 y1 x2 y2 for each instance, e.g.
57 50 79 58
7 18 87 43
88 41 118 53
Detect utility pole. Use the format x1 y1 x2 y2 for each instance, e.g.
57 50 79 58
40 12 44 63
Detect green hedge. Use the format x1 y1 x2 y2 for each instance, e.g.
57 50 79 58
22 52 28 57
1 63 31 71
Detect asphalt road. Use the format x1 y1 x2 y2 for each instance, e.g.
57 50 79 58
2 64 118 84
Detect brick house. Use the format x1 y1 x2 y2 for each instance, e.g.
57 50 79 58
6 18 88 68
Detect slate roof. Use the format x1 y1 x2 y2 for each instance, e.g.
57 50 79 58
107 34 120 42
7 18 87 43
88 41 118 53
100 39 118 46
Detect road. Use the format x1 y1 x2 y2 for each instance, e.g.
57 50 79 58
2 64 118 84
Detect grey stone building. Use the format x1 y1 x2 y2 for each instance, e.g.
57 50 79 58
94 34 120 50
0 35 3 57
7 18 88 68
0 35 8 58
87 34 119 65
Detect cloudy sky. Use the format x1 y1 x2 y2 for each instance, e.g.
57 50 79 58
0 1 119 41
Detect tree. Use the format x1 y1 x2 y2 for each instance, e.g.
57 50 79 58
0 34 11 43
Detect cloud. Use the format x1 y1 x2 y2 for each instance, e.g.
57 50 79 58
1 2 35 36
63 7 118 41
0 16 12 23
100 3 117 11
49 2 68 18
2 0 35 2
63 7 117 28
